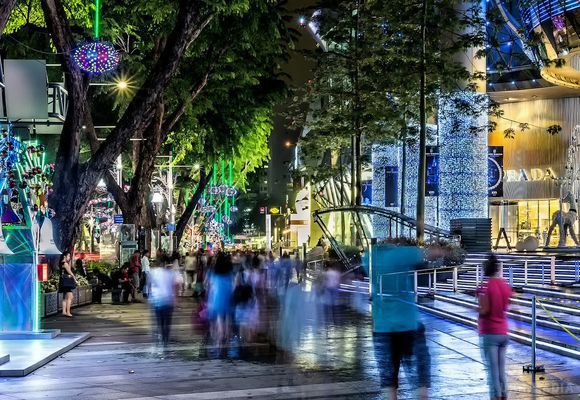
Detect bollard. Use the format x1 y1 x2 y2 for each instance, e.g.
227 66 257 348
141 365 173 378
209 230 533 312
576 261 580 282
509 265 513 287
541 264 545 285
414 270 418 294
523 295 545 374
379 275 383 297
499 261 504 279
453 267 458 292
428 273 432 293
550 256 556 284
476 264 480 286
532 295 537 371
524 260 528 286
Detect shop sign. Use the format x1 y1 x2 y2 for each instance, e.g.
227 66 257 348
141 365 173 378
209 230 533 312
505 168 557 182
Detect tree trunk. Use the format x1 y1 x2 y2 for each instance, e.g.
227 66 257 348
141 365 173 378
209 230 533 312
0 0 17 37
174 169 211 247
355 132 362 206
400 140 406 215
416 0 428 243
339 148 345 242
350 135 356 206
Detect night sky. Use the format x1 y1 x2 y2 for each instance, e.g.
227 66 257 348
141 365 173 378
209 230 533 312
267 0 317 205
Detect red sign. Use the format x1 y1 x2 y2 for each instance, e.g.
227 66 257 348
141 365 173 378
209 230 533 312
259 207 266 214
37 264 48 282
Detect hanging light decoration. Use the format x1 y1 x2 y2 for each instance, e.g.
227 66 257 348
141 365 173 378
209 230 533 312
72 0 119 75
72 41 119 75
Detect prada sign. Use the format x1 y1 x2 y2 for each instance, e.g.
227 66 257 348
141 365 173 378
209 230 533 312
504 168 557 182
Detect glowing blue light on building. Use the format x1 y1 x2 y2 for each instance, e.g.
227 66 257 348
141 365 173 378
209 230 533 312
438 92 488 229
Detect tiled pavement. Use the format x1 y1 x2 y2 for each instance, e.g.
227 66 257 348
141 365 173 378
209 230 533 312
0 292 578 400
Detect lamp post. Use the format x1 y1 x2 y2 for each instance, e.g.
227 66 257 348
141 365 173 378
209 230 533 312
151 191 164 251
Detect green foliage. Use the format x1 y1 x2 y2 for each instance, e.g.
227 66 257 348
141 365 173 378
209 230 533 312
41 273 89 292
164 1 291 191
87 260 116 275
288 0 486 184
41 274 60 293
5 0 91 35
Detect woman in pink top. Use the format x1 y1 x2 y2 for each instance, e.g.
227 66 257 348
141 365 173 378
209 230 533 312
477 254 512 400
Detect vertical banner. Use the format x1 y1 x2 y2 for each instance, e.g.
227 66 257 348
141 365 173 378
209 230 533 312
265 214 272 251
426 146 440 196
362 180 372 205
384 167 398 208
488 146 504 197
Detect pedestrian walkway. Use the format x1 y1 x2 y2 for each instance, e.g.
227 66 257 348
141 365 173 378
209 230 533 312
0 296 578 399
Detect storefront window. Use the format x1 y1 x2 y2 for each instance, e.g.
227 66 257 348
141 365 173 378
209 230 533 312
491 199 578 248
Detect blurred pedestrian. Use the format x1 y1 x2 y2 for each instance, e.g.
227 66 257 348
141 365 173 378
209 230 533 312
184 251 197 288
149 256 180 348
477 254 512 400
367 244 430 400
207 252 234 345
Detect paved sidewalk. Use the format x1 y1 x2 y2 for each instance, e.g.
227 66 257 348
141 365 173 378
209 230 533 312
0 295 578 399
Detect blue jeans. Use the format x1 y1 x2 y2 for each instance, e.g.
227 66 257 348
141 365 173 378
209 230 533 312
481 334 508 399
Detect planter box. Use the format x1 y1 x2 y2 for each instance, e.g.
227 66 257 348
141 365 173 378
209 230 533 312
44 292 58 316
41 286 92 317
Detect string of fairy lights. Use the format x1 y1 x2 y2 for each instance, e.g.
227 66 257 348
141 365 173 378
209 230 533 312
196 160 239 245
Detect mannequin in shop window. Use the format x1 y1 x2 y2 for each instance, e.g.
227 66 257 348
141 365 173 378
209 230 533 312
545 191 579 247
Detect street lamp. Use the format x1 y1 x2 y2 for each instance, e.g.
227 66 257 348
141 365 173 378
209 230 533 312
116 80 128 90
151 191 164 251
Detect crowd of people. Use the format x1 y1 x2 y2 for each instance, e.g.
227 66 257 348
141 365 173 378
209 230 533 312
59 246 512 400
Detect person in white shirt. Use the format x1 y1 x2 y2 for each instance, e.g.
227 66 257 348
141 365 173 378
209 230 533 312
149 258 179 348
141 250 151 298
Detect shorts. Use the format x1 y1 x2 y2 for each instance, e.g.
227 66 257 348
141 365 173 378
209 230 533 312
132 272 140 288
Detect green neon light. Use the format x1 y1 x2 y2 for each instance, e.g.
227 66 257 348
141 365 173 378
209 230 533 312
94 0 101 38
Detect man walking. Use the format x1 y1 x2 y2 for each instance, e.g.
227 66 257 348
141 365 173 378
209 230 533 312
149 257 179 348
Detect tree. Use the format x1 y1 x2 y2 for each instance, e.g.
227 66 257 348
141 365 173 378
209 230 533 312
2 0 257 251
289 0 485 240
169 82 285 247
95 2 291 231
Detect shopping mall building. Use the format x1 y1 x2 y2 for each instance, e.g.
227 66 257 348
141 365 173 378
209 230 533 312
286 0 580 252
367 0 580 249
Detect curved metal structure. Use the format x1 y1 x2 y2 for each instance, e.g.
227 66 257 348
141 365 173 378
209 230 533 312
313 205 455 269
315 205 453 239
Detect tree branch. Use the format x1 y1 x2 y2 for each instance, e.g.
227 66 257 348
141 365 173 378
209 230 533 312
41 0 88 168
174 167 212 247
162 45 229 134
0 0 17 37
84 1 213 184
82 98 130 213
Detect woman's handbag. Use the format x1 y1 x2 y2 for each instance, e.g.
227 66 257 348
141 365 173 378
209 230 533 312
61 274 77 290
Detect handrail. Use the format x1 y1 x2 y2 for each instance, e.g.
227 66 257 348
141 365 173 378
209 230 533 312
377 264 474 278
314 205 454 239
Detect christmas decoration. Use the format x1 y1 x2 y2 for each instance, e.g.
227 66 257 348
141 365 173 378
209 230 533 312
72 41 119 75
71 0 119 75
